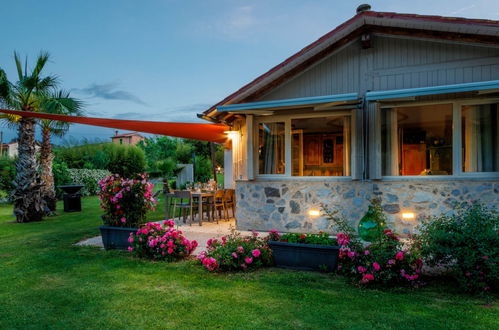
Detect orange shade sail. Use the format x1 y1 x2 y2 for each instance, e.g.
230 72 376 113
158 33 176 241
0 109 228 143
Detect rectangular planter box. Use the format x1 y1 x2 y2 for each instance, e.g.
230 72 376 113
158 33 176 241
99 226 138 250
269 241 340 271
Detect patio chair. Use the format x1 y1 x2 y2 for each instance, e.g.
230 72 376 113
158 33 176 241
224 189 235 219
212 189 228 222
172 190 195 226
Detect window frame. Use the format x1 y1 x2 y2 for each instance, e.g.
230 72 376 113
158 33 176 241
253 110 354 180
379 97 499 180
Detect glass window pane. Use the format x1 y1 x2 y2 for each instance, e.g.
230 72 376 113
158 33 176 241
382 104 453 176
462 103 499 172
258 122 285 174
291 116 350 176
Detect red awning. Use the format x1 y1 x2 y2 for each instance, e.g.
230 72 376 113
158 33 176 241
0 109 229 143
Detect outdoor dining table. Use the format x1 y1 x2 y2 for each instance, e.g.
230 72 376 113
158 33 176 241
164 191 215 226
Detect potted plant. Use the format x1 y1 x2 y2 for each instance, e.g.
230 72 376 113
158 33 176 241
266 230 339 271
98 174 157 250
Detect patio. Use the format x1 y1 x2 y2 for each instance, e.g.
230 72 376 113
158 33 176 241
77 217 254 255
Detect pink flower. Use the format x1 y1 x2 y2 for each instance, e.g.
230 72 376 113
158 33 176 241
128 236 134 243
240 264 247 270
337 233 350 246
357 266 367 273
251 249 261 258
373 262 380 271
347 251 356 258
127 246 133 252
160 244 165 249
364 250 370 255
245 257 253 264
388 259 395 265
232 252 238 258
167 247 174 254
361 274 374 283
120 217 126 223
237 246 244 254
395 251 404 261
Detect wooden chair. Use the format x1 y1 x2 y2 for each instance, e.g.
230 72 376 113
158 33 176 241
212 189 228 222
172 190 195 225
224 189 235 219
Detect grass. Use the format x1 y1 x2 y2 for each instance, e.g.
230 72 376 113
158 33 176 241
0 197 497 329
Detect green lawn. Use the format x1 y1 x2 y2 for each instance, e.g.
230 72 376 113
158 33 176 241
0 197 496 329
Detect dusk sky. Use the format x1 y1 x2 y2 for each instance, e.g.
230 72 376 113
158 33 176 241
1 0 498 143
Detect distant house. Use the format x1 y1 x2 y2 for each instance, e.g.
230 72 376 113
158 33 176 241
0 141 41 158
202 5 499 234
111 131 145 145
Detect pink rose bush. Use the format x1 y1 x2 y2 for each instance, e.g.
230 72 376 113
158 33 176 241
98 174 156 228
129 220 198 261
336 228 423 287
198 229 272 272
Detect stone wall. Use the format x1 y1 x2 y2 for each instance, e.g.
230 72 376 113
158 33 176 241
235 180 499 235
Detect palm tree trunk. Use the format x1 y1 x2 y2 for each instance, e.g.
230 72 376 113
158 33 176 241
40 126 56 212
12 117 46 222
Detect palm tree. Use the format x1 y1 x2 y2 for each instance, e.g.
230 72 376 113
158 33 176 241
0 52 58 222
39 91 83 212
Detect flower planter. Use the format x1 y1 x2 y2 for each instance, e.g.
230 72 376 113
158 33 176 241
269 241 339 271
99 226 138 250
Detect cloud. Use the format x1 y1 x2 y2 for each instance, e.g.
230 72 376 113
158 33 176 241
75 82 148 106
449 4 476 16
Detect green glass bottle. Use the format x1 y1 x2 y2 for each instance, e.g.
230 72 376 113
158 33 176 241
358 202 386 242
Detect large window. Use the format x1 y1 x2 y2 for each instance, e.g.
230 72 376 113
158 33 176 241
462 103 499 172
381 101 499 177
291 116 350 176
381 104 453 176
258 122 285 174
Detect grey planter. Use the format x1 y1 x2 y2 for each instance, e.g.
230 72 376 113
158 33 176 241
99 226 138 250
269 241 340 271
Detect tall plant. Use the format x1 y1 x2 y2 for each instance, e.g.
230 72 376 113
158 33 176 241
39 90 83 212
0 52 60 222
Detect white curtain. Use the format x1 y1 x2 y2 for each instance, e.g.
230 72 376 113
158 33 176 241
261 123 283 174
383 108 399 176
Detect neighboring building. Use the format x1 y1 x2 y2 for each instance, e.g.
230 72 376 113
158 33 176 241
201 5 499 234
111 131 145 145
0 141 41 158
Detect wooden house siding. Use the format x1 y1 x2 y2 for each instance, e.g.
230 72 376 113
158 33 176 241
258 35 499 101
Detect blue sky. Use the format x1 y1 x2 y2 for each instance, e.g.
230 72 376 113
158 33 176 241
1 0 498 143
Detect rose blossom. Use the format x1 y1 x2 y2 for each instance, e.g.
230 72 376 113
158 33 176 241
252 249 261 257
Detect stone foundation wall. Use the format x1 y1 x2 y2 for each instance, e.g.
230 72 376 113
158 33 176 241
235 180 499 235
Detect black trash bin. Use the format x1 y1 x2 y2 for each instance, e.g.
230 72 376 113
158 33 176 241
58 185 84 212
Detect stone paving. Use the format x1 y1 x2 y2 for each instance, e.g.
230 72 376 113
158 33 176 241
75 218 254 255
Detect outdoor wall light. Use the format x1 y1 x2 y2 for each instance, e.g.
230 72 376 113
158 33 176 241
308 209 320 217
401 212 415 220
224 130 239 140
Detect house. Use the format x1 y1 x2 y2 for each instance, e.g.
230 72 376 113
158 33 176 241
111 131 145 145
201 5 499 234
0 141 41 158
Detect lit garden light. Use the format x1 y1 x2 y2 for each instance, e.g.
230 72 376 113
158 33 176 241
308 209 320 217
401 212 415 220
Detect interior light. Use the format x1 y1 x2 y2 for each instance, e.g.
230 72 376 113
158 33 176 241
401 212 415 220
309 209 320 217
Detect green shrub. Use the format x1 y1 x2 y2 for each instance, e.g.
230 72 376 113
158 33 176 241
68 168 111 196
416 203 498 293
0 156 16 195
106 144 146 177
269 231 337 246
53 160 72 198
55 143 145 177
324 205 423 287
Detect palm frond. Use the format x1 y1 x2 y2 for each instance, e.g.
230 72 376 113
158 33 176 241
13 51 24 80
0 69 13 106
32 51 50 78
